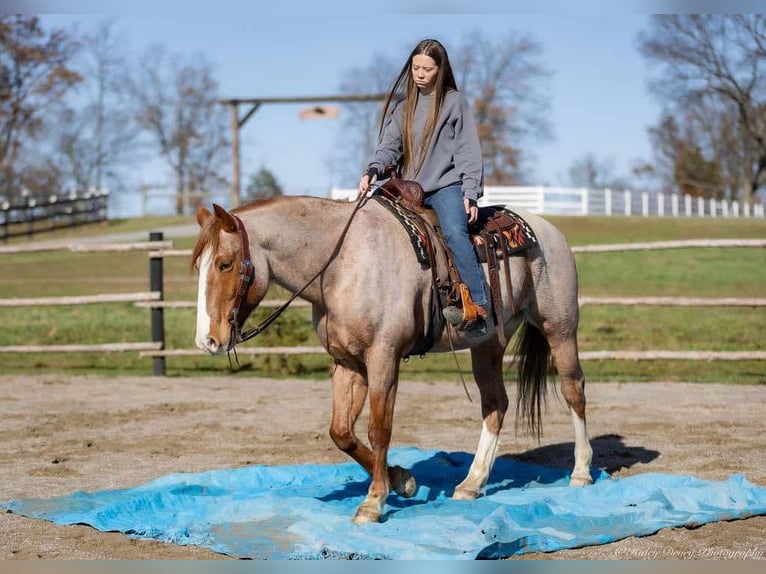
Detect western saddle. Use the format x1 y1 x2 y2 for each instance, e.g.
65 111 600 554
373 171 537 357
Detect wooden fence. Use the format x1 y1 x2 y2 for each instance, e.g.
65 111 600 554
0 234 764 375
1 189 110 242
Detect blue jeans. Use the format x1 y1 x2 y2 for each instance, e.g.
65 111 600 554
424 184 488 307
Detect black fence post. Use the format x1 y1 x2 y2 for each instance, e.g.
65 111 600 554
149 231 166 376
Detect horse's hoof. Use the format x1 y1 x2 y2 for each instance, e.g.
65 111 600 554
390 465 417 498
452 487 479 500
569 473 593 486
352 505 381 524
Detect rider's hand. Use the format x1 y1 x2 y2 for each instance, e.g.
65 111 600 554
358 168 378 198
465 198 479 224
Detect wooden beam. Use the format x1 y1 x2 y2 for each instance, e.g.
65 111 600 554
134 298 311 309
219 93 385 208
578 296 766 307
575 350 766 361
0 342 162 353
139 345 326 357
0 241 172 254
572 238 766 253
139 348 766 361
229 101 241 208
0 292 160 307
219 94 386 106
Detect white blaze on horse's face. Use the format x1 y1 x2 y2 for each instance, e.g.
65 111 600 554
194 247 216 353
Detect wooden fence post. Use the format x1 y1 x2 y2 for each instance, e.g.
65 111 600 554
149 231 166 375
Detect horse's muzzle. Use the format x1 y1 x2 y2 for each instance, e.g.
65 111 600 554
196 334 227 355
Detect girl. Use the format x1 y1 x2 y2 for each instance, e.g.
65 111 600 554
358 38 488 334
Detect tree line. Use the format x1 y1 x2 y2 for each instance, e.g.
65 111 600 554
1 15 764 216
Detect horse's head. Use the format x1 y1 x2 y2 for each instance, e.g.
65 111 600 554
192 203 268 354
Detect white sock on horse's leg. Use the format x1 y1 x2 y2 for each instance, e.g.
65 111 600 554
453 420 499 499
569 409 593 485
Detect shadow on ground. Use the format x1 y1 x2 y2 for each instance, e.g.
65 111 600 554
506 433 660 475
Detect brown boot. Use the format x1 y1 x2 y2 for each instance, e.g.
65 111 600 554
443 283 488 331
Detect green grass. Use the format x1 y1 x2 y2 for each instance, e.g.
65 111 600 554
0 215 764 382
549 215 766 245
576 248 766 297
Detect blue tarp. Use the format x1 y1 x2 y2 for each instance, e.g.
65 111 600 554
3 447 766 559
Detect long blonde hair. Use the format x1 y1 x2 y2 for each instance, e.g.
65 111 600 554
379 39 458 176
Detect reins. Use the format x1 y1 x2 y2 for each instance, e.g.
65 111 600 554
228 191 369 348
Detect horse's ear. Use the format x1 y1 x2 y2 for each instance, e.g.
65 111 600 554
196 205 212 228
212 203 238 233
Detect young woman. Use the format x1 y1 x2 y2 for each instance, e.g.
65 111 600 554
358 38 489 334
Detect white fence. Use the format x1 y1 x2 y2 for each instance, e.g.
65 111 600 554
330 186 765 218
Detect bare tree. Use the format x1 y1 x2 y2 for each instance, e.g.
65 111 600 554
453 30 552 185
648 112 724 198
0 15 80 198
129 45 229 214
568 153 630 190
45 19 138 193
336 52 398 184
639 15 766 202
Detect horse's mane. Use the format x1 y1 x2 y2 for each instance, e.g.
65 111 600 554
190 196 344 270
191 216 224 270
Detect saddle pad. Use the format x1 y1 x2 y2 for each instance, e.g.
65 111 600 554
373 195 430 269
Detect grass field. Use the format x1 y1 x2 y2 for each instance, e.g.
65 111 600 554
0 214 764 383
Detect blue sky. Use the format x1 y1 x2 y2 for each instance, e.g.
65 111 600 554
32 6 716 213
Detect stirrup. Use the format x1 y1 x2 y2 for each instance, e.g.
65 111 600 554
442 305 464 326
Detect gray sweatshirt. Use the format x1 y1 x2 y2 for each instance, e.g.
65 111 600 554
368 90 484 202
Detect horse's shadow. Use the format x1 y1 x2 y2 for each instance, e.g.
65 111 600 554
317 434 659 520
506 432 660 477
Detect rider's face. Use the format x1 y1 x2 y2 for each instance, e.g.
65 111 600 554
411 55 439 95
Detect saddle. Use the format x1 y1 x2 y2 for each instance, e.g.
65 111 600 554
374 179 538 356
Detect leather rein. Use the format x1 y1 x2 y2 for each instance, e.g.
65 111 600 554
226 192 368 349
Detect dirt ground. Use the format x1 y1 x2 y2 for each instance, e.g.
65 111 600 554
0 374 764 560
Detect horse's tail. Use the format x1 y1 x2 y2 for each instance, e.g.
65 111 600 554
512 321 553 439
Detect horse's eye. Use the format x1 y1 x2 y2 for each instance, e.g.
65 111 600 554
218 261 233 272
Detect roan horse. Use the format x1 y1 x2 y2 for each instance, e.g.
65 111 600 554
192 196 593 524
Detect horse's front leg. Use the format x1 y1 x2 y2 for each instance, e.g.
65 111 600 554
329 361 415 523
352 350 403 524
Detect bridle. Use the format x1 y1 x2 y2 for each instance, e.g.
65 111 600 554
225 193 368 349
226 213 256 348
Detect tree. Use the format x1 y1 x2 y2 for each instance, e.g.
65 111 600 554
45 19 139 193
648 112 724 199
0 15 80 198
245 166 283 201
453 30 552 185
568 154 631 190
129 45 229 214
639 15 766 202
336 53 398 184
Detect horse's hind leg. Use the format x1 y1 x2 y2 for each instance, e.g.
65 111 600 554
453 342 509 500
549 335 593 485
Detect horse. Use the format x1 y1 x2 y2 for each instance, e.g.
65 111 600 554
192 195 593 524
